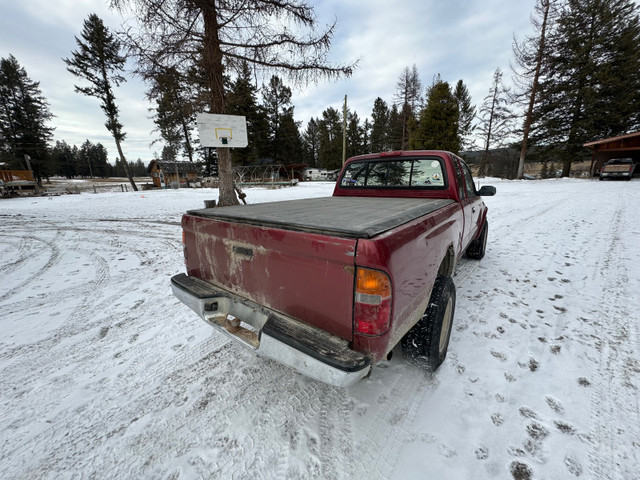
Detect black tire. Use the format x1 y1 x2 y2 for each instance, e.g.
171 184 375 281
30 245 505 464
401 275 456 371
466 220 488 260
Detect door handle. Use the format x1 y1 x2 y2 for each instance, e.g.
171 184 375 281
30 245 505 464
472 206 476 213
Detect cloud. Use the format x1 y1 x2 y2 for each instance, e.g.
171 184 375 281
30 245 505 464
1 0 542 162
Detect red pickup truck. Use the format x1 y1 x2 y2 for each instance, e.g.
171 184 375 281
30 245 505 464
171 150 495 386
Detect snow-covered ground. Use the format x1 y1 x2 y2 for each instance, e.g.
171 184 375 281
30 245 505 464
1 179 638 480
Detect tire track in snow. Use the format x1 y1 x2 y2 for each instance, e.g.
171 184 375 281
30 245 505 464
587 193 640 480
0 232 61 303
353 365 432 479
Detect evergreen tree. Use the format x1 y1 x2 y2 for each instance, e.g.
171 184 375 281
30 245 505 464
0 55 54 182
261 76 301 164
64 14 138 190
226 62 267 165
370 97 390 152
318 107 342 170
453 79 476 153
148 66 198 163
387 104 404 150
362 118 371 153
531 0 640 176
345 111 365 159
410 76 460 153
50 140 76 178
477 69 513 177
302 117 320 167
278 114 303 163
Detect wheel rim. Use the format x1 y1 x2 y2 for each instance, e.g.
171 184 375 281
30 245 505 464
439 297 454 354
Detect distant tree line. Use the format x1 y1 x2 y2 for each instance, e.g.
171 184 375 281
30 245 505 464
1 0 639 186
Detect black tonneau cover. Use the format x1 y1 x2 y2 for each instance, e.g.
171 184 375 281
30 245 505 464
187 197 454 239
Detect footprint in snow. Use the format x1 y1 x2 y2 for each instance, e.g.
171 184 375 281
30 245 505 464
519 407 539 419
438 443 457 458
545 395 564 414
491 413 504 426
509 461 533 480
554 420 577 435
491 351 507 361
475 445 489 460
564 455 583 476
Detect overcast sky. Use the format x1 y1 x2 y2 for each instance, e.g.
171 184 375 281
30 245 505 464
1 0 543 164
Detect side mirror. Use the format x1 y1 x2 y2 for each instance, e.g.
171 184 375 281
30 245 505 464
478 185 496 196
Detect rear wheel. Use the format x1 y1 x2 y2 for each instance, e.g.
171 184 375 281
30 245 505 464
466 220 488 260
401 275 456 371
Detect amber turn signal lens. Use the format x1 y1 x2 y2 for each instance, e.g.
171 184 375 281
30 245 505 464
356 268 391 297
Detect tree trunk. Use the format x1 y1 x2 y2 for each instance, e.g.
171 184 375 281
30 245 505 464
115 138 138 191
217 148 239 205
200 1 239 206
517 0 551 179
182 119 193 162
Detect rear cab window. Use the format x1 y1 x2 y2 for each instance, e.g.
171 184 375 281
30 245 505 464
340 157 447 189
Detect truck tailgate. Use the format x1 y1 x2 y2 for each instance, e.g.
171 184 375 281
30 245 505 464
183 214 358 341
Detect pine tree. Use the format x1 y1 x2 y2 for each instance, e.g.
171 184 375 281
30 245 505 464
531 0 640 176
370 97 390 153
64 14 137 191
477 69 513 177
302 118 320 167
50 141 76 178
318 107 342 170
226 62 266 165
148 66 199 163
387 104 404 150
362 118 371 153
0 55 54 181
410 76 460 153
261 76 301 164
346 111 365 159
453 80 476 153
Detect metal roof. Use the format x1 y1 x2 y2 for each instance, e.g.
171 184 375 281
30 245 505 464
583 131 640 148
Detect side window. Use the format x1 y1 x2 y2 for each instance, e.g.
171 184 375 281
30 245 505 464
460 161 477 198
454 161 466 199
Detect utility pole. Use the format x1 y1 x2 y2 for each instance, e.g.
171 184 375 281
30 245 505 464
342 95 347 166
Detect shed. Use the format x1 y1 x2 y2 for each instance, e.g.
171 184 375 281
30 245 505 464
584 131 640 176
148 161 199 188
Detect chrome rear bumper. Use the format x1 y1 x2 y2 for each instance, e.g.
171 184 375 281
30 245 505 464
171 273 371 387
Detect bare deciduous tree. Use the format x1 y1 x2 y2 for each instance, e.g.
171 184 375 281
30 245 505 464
478 69 513 177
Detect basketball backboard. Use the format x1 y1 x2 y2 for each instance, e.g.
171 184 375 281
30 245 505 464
197 113 248 148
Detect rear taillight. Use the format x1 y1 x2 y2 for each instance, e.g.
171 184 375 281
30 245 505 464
354 268 392 336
